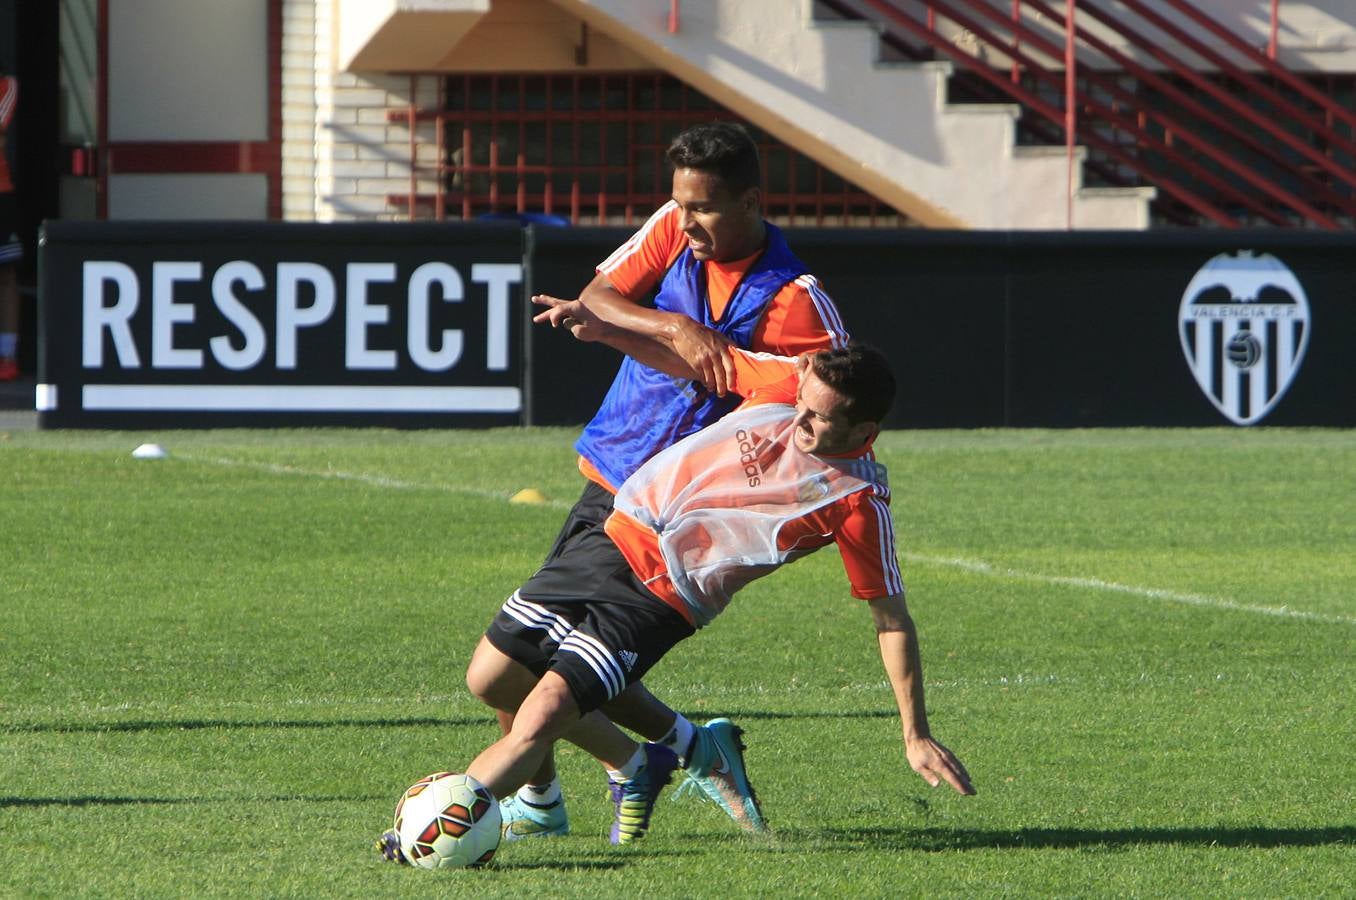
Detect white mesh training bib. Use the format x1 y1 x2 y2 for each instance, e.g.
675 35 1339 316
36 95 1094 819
613 403 887 627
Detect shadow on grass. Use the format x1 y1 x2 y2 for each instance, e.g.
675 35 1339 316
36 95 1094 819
490 860 629 872
2 715 490 735
3 709 898 735
0 796 189 808
809 824 1356 851
7 710 900 737
487 845 697 872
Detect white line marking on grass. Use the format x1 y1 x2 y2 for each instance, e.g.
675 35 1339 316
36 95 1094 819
905 553 1356 626
1 694 475 722
176 454 1352 627
178 454 575 510
7 695 469 716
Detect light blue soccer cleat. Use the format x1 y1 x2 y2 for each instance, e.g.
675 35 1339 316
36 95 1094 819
499 792 570 841
674 718 768 832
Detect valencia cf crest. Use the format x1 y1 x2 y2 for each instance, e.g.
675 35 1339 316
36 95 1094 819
1178 251 1310 425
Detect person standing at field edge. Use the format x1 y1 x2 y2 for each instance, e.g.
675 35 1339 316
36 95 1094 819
0 59 21 382
491 121 851 842
379 334 972 860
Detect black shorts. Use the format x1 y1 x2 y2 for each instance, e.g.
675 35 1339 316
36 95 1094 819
486 524 694 714
541 478 615 564
0 194 19 264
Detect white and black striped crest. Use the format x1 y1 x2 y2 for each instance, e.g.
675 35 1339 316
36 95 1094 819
1178 251 1310 425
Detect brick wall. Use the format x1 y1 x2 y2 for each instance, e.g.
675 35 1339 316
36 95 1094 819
280 0 439 222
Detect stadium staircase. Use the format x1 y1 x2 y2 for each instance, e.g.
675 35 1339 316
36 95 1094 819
549 0 1354 229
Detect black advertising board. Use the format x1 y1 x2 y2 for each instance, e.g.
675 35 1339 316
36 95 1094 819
793 229 1356 428
524 225 635 427
789 229 1009 429
36 222 1356 428
1002 231 1356 427
38 221 526 427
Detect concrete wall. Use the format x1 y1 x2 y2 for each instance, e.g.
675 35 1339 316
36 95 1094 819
280 0 1356 224
108 0 268 142
105 0 271 218
283 0 441 221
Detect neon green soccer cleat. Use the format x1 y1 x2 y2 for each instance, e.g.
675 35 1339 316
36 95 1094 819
675 718 768 832
375 828 408 864
609 742 678 844
499 793 570 841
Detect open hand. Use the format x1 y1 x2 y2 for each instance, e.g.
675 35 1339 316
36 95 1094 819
906 736 975 795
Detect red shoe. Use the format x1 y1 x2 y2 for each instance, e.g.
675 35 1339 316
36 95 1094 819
0 358 18 382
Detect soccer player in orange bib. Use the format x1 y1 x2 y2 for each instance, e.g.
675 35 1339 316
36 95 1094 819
495 122 849 843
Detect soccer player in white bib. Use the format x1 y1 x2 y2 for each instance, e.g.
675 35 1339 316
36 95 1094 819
378 303 973 861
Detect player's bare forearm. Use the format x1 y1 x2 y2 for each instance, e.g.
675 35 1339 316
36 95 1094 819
598 330 699 380
577 273 735 395
577 296 706 376
870 595 931 740
869 594 976 795
576 273 676 342
534 274 729 389
532 291 701 381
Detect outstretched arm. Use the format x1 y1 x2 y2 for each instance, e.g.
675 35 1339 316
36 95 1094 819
533 289 694 381
533 271 736 395
868 593 975 796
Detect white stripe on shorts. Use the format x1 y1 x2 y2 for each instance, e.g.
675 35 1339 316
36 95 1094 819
502 591 572 645
559 631 625 699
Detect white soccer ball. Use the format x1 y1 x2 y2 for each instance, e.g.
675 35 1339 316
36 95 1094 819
393 772 502 869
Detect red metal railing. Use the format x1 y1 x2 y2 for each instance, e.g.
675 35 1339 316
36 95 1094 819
389 72 909 226
829 0 1353 228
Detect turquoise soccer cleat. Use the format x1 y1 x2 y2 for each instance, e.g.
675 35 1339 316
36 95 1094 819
675 718 768 833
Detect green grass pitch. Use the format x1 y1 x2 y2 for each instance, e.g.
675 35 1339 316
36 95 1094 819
2 426 1353 897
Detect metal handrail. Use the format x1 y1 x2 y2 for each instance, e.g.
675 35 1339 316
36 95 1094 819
1073 0 1356 193
858 0 1239 226
934 0 1348 223
921 0 1299 224
938 0 1334 223
1015 0 1356 218
821 0 1188 220
871 0 1335 226
845 0 1351 227
1158 0 1356 133
390 72 908 225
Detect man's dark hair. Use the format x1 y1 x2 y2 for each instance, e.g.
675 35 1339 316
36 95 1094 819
666 122 762 196
808 343 897 425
